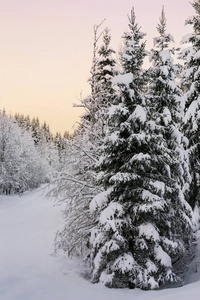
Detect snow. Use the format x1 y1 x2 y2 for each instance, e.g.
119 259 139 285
112 73 133 86
109 131 119 143
160 49 171 62
108 104 129 117
113 253 135 273
184 100 199 124
109 172 139 184
149 180 165 195
138 223 160 241
181 33 193 43
146 259 158 273
163 107 172 126
184 66 195 78
193 205 200 231
130 153 151 163
154 245 172 268
99 202 124 226
194 66 200 80
1 187 200 299
161 65 169 77
142 189 162 202
128 105 146 123
102 65 112 72
90 189 111 212
194 50 200 60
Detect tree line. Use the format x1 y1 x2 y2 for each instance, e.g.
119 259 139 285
0 110 72 194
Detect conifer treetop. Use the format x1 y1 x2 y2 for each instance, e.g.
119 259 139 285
153 6 174 50
157 6 166 37
127 7 145 39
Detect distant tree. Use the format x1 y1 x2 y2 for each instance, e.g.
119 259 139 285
14 113 31 131
53 132 69 167
31 117 41 145
63 130 74 140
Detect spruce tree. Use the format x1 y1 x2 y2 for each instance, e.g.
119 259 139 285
89 8 150 289
78 25 117 143
147 6 193 283
180 0 200 209
89 7 192 290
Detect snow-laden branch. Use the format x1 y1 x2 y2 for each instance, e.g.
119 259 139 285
68 140 98 163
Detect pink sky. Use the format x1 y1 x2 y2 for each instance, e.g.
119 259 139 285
0 0 194 134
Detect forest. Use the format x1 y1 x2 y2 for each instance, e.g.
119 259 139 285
1 0 200 291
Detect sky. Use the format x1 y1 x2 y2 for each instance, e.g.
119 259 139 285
0 0 195 134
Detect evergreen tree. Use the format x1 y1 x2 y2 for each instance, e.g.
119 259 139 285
53 132 69 168
78 25 117 143
180 0 200 209
88 7 192 290
93 27 117 138
89 8 149 289
146 6 193 284
41 121 53 143
63 130 74 140
14 113 31 131
31 117 41 145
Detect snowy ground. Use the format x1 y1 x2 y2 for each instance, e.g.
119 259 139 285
0 187 200 300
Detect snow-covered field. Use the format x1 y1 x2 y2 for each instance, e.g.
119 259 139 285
0 186 200 300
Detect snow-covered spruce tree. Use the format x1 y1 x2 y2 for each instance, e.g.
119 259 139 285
89 8 149 289
77 24 117 143
88 7 193 290
179 0 200 209
93 27 117 137
147 7 193 286
52 25 117 257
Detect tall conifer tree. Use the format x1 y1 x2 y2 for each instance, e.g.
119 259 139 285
146 6 193 286
180 0 200 209
89 8 150 289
